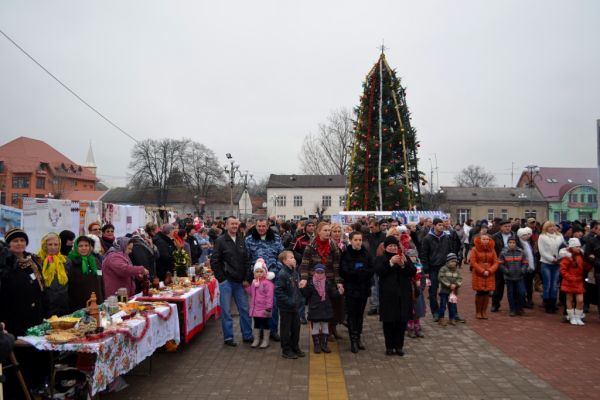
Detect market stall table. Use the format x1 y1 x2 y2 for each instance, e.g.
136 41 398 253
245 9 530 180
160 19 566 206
18 303 179 396
135 279 220 343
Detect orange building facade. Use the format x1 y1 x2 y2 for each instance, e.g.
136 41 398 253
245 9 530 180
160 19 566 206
0 137 97 208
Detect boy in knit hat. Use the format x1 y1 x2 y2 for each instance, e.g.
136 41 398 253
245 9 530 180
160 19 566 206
437 253 463 326
498 237 528 316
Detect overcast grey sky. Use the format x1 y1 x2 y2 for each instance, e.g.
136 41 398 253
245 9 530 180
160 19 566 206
1 1 599 190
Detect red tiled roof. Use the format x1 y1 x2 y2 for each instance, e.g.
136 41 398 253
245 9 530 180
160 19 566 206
0 137 97 181
518 167 597 201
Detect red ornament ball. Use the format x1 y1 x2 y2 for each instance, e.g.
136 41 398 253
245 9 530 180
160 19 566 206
399 187 404 193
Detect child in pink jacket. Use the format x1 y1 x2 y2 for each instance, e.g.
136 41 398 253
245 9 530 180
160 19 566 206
245 258 275 348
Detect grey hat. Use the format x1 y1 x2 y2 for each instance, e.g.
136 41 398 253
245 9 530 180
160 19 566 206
446 253 458 263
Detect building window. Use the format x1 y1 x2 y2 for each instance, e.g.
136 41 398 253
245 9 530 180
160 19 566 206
11 193 19 205
588 194 597 204
323 215 331 220
277 215 286 220
569 193 578 203
553 211 567 223
12 176 29 188
293 215 303 220
275 195 286 207
36 177 45 189
339 195 346 207
456 209 471 224
501 209 508 220
524 209 537 219
487 209 494 221
322 195 332 207
293 195 303 207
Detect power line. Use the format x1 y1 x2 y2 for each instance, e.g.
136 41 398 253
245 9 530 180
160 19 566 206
0 28 138 143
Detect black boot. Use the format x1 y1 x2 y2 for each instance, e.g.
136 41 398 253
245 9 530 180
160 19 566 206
350 337 359 353
312 335 321 354
320 334 331 353
357 336 366 350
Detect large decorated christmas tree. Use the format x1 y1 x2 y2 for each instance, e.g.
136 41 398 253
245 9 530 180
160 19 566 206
346 51 423 211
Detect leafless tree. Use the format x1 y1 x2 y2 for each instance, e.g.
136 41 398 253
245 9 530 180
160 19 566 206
129 138 189 206
454 165 496 188
179 142 224 214
248 176 268 198
299 108 354 175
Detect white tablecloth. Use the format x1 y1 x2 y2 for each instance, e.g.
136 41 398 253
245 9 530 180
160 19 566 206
19 304 179 395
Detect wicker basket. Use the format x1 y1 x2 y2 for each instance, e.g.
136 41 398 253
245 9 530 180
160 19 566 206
48 319 79 330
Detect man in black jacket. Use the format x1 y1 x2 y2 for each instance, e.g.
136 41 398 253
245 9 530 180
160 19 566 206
210 216 253 346
421 218 451 321
491 220 520 312
153 225 175 281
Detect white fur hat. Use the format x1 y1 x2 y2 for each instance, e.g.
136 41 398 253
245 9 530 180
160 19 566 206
517 227 532 238
568 238 581 248
558 248 572 259
399 225 408 233
86 234 102 254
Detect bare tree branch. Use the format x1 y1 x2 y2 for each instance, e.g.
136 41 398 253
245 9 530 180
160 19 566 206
299 107 354 175
454 165 496 188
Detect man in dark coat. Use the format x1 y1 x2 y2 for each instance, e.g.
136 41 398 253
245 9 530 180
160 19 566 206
340 231 374 353
374 236 416 356
210 217 253 346
420 218 451 320
153 224 175 281
491 220 521 312
129 235 158 280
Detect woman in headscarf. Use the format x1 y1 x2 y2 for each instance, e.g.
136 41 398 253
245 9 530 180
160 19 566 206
59 230 76 256
102 237 148 298
374 235 416 356
38 232 71 317
68 236 104 312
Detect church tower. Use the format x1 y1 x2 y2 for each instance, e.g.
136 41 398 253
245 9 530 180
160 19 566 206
84 141 97 178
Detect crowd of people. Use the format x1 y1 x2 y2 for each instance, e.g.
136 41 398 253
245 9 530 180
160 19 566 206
1 212 599 397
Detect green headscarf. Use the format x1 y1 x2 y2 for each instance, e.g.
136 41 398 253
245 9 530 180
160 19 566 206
68 236 99 275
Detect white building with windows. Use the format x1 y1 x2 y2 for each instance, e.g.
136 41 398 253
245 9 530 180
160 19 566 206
266 174 346 220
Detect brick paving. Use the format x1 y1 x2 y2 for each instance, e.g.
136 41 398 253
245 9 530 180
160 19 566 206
103 270 600 400
459 267 600 399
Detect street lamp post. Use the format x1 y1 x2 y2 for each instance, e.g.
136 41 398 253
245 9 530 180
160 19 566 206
524 164 540 219
240 170 254 220
271 193 278 219
224 153 240 217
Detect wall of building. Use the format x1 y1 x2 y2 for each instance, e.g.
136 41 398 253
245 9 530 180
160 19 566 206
443 202 548 224
266 187 346 220
548 186 597 223
1 169 96 207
